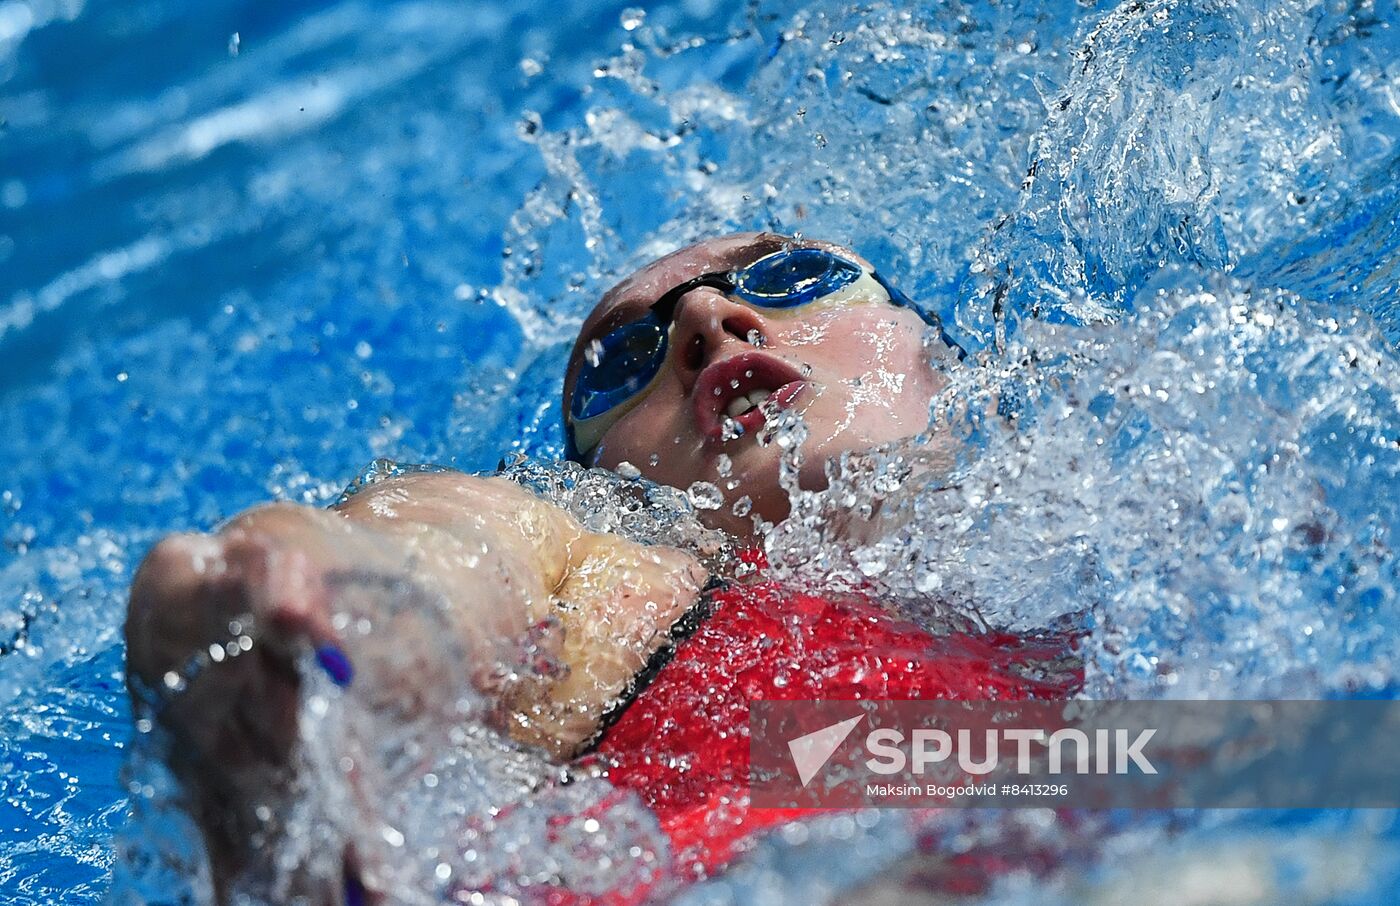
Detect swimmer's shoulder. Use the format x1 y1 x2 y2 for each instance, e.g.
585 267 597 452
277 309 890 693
334 468 567 525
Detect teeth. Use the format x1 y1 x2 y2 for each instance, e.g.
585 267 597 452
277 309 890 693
724 388 774 419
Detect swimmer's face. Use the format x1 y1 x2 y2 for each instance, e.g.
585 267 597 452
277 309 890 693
563 233 948 537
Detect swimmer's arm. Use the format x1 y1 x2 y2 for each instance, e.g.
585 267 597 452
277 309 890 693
127 471 706 760
126 470 708 897
328 470 707 755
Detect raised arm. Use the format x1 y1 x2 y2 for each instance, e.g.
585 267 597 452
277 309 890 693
124 470 705 893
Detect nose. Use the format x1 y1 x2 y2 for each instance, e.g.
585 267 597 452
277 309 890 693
669 287 767 394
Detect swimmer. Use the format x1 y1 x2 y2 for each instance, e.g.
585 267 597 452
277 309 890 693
125 233 1070 901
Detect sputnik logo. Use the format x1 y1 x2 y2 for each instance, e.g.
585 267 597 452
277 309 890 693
787 714 865 787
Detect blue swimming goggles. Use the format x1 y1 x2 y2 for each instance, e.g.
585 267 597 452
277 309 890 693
565 246 964 460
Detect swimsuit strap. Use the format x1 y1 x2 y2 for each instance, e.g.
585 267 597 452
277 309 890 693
586 571 725 748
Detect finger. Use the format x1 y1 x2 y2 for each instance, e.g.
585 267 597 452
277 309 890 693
127 534 249 687
224 538 341 649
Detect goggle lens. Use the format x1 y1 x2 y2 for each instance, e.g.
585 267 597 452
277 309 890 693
732 247 863 307
570 314 669 422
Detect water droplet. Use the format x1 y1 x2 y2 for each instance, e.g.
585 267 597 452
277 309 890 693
686 481 724 510
731 495 752 517
517 113 542 139
715 454 732 478
856 550 888 577
616 461 641 480
620 7 646 30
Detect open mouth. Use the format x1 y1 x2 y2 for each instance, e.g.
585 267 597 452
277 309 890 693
693 352 807 443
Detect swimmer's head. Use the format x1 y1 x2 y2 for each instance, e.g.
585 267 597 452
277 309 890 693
563 232 959 537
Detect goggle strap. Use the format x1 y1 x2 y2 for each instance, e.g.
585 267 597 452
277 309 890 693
650 273 736 324
871 270 967 361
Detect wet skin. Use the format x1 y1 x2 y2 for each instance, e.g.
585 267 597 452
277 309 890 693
125 232 952 901
565 232 949 536
126 475 704 901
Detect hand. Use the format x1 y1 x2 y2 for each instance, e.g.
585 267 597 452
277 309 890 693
126 504 480 905
128 529 342 750
125 519 351 896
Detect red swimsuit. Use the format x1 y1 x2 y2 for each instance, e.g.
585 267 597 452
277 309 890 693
591 573 1081 880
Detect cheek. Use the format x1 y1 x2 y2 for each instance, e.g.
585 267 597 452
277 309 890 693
776 317 836 349
593 384 696 479
778 311 931 386
779 312 942 437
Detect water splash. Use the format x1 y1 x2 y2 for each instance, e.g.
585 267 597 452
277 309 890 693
484 0 1400 899
767 276 1400 700
5 0 1400 901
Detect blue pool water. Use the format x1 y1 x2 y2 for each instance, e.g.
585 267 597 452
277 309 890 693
4 0 1400 902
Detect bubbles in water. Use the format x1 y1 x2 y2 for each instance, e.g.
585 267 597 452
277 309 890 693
499 457 733 568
